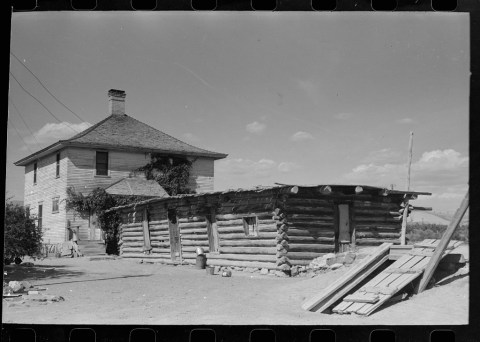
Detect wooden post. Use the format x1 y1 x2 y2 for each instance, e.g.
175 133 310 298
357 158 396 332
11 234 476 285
142 207 152 254
416 191 469 293
400 131 414 245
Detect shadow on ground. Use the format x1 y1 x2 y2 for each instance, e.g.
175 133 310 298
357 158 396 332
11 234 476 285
3 264 85 283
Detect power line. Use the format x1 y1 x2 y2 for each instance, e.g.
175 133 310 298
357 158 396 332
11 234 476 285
9 120 33 154
9 71 81 134
9 96 40 145
10 53 86 123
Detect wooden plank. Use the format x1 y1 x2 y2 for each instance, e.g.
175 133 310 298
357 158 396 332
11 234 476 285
359 286 398 295
301 243 391 312
409 249 435 257
383 268 423 274
417 192 468 294
205 253 276 262
205 259 279 270
344 294 379 303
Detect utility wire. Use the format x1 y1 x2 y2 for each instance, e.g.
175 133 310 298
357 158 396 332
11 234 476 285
10 53 86 123
9 96 40 145
9 71 81 134
9 119 33 154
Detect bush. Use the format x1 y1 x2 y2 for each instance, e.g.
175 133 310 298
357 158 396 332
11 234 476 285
406 222 469 243
4 200 43 264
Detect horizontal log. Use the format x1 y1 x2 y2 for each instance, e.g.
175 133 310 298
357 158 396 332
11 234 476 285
355 217 400 223
288 221 334 227
283 206 334 214
180 240 210 246
217 225 277 234
218 247 277 255
218 203 276 214
147 225 169 231
121 237 147 242
179 234 208 240
216 219 244 227
122 242 170 248
182 246 210 253
288 214 333 221
220 240 276 247
148 219 169 225
288 244 335 252
120 253 170 259
179 228 208 235
354 201 399 209
355 232 401 239
178 222 207 229
354 209 399 216
289 259 314 266
206 253 276 262
286 198 332 206
215 212 273 221
205 259 280 270
219 232 277 240
122 231 144 237
288 236 335 243
178 217 207 223
121 222 143 228
288 229 334 237
121 226 144 233
356 238 400 245
122 247 146 253
288 251 334 260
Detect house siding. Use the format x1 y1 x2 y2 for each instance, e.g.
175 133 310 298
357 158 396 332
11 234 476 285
23 150 68 244
188 157 214 193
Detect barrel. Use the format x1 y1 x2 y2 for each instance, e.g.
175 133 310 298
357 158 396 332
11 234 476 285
195 254 207 269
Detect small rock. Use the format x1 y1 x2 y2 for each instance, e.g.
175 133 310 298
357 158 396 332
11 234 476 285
245 267 255 273
8 281 25 293
329 263 343 270
290 266 299 277
344 252 356 265
221 270 232 277
20 281 33 289
260 268 269 275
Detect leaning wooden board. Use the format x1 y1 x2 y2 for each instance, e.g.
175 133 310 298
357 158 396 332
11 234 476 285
332 239 463 316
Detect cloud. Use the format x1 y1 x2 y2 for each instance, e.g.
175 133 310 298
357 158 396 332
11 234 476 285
333 112 353 120
342 149 469 204
26 122 92 145
182 132 200 143
362 148 402 164
396 118 414 124
216 158 276 178
278 162 301 173
246 121 266 134
290 131 314 142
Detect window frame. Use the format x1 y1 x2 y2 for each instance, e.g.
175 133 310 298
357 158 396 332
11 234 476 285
37 202 43 229
242 216 259 237
95 151 109 176
33 162 38 184
52 197 60 214
55 153 60 178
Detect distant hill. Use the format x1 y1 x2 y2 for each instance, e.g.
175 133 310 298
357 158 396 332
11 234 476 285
408 210 469 226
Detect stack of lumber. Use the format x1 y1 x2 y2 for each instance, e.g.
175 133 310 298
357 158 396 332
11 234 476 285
331 239 463 316
301 243 392 313
206 212 280 270
284 195 336 266
353 200 402 246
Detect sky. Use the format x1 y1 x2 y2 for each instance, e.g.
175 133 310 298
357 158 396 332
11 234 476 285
7 12 469 213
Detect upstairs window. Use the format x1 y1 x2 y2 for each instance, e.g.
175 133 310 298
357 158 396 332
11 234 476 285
52 197 59 213
33 162 38 184
95 151 109 176
243 216 258 237
56 153 60 178
37 203 43 229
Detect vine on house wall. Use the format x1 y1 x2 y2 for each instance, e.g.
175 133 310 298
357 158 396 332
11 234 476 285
66 187 148 255
137 154 194 196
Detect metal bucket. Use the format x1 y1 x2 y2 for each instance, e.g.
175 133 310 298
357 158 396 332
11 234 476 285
195 254 207 269
206 266 215 275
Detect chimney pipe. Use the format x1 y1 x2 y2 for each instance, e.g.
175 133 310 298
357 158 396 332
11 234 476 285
108 89 126 115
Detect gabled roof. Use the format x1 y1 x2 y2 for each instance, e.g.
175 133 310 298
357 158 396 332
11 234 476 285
14 114 228 166
104 177 170 198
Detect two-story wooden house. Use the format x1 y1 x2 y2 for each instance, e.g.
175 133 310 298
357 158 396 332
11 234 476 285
14 89 227 245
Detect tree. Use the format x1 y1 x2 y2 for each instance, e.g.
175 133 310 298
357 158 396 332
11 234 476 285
4 199 43 264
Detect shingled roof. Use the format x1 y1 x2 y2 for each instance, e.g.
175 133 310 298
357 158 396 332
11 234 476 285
15 114 227 166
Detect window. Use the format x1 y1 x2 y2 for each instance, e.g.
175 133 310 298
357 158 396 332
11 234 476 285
56 153 60 178
52 197 59 213
37 203 43 229
25 205 30 217
33 162 37 184
95 151 109 176
243 216 258 237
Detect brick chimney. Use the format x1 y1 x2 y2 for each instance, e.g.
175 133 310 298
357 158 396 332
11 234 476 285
108 89 126 115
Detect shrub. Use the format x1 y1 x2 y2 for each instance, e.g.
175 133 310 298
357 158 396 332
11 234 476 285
4 199 43 263
406 222 469 243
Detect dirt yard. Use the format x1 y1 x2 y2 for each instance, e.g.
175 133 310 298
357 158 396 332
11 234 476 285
2 245 469 326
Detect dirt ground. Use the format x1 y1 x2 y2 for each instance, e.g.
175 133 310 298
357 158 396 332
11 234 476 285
2 245 469 325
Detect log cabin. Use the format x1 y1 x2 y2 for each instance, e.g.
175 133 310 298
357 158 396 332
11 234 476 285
109 184 431 271
14 89 227 246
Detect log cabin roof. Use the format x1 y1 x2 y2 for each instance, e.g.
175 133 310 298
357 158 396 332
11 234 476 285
104 177 170 198
14 114 228 166
106 184 431 213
